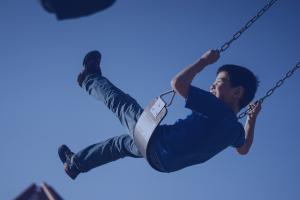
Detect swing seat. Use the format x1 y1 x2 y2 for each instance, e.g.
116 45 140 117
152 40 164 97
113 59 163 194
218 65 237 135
133 97 168 159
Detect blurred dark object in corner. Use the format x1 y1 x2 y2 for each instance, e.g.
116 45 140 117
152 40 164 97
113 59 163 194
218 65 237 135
39 0 116 20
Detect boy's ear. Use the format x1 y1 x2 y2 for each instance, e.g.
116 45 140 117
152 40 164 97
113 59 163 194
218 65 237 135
233 86 244 99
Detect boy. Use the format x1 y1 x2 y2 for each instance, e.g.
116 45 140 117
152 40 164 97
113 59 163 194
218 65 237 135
58 49 261 179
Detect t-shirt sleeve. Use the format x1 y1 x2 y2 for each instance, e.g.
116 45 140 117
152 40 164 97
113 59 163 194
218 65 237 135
185 85 229 120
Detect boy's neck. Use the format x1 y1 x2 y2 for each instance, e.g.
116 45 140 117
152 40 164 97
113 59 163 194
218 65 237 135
226 102 240 115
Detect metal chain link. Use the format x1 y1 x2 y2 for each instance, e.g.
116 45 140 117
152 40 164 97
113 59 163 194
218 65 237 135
219 0 278 53
238 61 300 119
160 90 176 107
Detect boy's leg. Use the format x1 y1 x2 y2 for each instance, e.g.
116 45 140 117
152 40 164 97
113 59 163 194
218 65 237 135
83 75 143 135
58 51 145 179
59 134 142 180
78 50 144 136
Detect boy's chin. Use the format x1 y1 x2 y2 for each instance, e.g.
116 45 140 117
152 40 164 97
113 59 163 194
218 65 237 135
210 92 217 97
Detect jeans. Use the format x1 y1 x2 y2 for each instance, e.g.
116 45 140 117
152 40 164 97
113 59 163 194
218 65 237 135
72 74 144 173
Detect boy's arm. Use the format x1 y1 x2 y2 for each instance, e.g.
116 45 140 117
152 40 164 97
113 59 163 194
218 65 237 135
236 102 262 155
171 50 220 99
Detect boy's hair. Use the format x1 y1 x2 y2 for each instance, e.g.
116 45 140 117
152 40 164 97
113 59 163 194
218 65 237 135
217 64 259 110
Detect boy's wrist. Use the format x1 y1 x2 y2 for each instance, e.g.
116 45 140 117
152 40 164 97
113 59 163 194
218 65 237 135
196 58 210 68
199 49 220 65
247 116 257 125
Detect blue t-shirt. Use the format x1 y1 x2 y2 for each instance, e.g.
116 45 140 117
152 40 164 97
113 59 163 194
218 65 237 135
147 86 245 172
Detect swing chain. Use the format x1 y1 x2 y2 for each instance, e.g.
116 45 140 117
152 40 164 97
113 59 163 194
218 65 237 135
238 61 300 119
219 0 278 53
160 90 176 107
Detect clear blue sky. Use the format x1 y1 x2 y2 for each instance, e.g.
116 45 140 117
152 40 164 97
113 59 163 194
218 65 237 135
1 0 300 199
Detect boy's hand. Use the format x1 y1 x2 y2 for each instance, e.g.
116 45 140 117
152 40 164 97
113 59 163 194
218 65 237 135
247 101 262 120
200 49 220 65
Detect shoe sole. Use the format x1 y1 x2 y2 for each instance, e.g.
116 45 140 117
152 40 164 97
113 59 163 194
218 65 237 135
58 144 72 164
83 50 101 68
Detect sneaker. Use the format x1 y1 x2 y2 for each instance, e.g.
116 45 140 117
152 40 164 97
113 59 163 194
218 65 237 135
58 144 80 180
77 50 102 87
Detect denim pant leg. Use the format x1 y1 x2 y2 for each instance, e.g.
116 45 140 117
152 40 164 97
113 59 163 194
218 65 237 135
83 74 143 136
72 74 144 172
73 134 141 172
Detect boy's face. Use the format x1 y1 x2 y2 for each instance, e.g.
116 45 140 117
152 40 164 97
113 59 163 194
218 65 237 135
209 71 239 106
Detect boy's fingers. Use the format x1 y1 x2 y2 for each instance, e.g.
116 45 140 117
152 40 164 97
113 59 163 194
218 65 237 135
248 101 262 113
